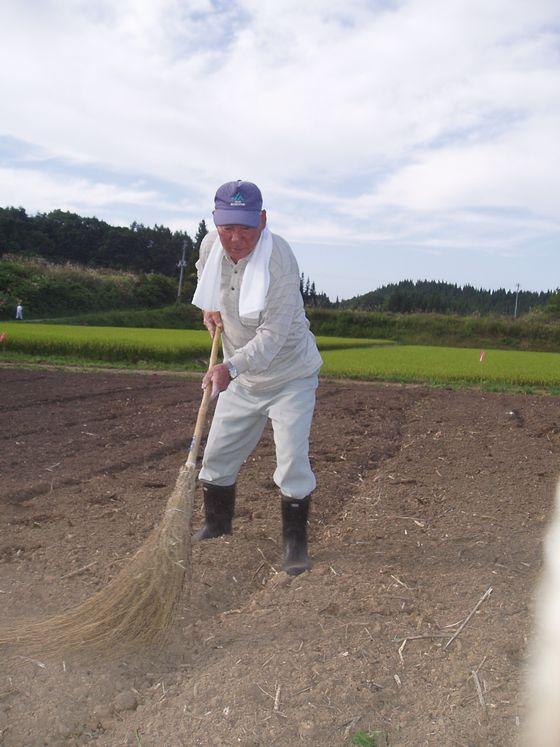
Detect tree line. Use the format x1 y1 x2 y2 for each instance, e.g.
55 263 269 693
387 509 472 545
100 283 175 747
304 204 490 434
342 279 553 316
299 274 331 308
0 206 207 283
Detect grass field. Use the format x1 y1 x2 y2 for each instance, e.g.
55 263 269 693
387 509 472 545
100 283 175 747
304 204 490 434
321 344 560 391
0 323 387 367
1 322 559 392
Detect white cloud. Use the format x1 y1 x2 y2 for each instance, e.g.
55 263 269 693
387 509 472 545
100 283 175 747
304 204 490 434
2 1 558 182
370 116 560 217
0 167 158 212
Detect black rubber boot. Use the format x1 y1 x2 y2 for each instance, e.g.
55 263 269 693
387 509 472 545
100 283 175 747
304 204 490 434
193 483 235 540
281 495 311 576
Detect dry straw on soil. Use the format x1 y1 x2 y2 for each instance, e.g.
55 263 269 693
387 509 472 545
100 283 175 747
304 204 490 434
0 330 221 654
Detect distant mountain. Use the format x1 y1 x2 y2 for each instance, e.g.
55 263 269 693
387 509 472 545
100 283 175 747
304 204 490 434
341 279 552 316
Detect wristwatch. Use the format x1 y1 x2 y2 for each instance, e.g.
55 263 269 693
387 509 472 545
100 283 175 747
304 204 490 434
225 360 239 379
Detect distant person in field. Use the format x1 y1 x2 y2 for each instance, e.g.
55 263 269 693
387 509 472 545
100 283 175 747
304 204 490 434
15 301 23 320
191 180 322 576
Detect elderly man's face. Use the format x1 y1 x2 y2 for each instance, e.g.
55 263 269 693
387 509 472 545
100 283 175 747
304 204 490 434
217 210 267 263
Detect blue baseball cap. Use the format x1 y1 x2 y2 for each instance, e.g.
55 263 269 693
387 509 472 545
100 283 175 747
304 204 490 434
213 180 263 227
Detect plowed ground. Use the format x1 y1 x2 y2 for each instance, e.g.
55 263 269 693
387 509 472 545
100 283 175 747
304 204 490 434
1 367 559 746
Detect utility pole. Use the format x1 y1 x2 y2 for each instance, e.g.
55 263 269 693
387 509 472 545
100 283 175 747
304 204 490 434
177 240 188 302
514 282 520 318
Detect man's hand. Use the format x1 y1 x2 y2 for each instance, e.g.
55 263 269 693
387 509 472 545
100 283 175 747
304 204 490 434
202 363 231 400
203 311 223 337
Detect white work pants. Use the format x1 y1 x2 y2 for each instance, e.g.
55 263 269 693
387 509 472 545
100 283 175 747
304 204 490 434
199 373 318 499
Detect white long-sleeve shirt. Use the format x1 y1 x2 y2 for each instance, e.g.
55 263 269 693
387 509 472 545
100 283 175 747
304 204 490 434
196 230 322 391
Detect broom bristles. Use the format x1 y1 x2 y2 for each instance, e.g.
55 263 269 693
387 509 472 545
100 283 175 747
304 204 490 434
0 464 196 654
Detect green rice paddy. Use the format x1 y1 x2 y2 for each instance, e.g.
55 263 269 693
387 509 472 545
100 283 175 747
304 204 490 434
1 322 559 392
0 323 212 364
0 323 386 367
321 344 560 389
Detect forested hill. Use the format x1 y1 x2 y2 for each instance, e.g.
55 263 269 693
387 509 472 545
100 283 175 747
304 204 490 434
0 207 207 277
342 280 552 316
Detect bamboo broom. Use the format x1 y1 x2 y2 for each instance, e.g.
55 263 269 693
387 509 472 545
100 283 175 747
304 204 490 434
0 328 222 654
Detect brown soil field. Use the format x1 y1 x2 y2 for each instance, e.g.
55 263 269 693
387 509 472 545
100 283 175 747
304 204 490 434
1 367 559 746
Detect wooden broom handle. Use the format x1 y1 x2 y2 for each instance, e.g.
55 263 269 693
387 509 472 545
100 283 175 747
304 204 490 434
186 327 222 467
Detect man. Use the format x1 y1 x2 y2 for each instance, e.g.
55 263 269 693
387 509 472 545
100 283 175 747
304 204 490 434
191 180 322 576
15 301 23 320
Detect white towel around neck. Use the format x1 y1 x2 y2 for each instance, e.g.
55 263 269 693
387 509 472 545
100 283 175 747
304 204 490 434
192 227 273 320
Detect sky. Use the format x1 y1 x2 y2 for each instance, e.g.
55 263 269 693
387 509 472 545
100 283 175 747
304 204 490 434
0 0 559 300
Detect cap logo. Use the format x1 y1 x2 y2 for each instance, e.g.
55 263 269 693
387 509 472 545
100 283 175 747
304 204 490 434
230 191 246 206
